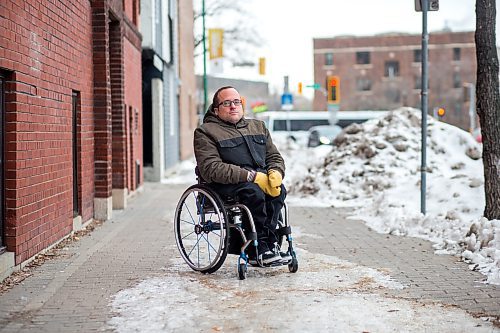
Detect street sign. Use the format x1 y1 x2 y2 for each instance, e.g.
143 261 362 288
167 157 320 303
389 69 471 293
281 93 293 105
306 83 321 90
415 0 439 12
281 93 293 111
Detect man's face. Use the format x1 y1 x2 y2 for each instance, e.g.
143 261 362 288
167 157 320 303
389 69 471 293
214 88 243 124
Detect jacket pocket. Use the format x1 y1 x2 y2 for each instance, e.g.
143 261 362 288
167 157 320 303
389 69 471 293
218 137 254 168
250 135 267 167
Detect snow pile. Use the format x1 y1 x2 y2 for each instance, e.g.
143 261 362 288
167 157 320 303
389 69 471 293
286 108 499 285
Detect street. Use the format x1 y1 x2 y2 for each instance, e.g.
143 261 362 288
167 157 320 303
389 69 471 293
0 182 498 332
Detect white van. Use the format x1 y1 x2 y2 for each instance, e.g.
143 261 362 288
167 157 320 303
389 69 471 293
255 111 331 146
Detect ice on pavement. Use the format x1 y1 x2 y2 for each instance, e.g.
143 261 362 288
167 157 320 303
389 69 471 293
109 248 497 333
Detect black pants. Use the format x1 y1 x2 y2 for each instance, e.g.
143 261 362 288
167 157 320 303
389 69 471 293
209 182 286 251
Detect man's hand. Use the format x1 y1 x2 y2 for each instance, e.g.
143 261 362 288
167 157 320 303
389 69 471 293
254 172 281 197
267 169 282 188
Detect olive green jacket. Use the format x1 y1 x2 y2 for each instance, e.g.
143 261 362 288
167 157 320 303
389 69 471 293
193 108 285 184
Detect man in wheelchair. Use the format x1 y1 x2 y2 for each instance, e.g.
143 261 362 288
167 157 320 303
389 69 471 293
193 86 290 265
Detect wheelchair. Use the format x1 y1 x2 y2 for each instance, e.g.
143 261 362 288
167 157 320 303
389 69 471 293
174 173 299 280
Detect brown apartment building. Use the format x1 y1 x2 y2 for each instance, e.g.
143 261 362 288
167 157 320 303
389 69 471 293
313 31 476 130
0 0 143 278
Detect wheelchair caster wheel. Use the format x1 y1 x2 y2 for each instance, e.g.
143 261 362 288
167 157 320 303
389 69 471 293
238 263 247 280
288 258 298 273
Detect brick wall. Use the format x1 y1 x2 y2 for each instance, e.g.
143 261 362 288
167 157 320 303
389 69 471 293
0 0 94 263
123 30 143 190
313 32 476 130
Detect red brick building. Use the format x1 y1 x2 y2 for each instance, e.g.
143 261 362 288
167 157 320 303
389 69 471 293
0 0 142 278
313 31 476 130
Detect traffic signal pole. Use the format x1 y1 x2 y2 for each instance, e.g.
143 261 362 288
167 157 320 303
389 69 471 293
202 0 208 112
420 0 429 215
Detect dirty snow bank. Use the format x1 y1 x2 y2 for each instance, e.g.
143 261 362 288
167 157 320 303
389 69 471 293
286 108 499 285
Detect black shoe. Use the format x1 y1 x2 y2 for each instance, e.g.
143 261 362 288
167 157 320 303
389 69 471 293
259 250 282 264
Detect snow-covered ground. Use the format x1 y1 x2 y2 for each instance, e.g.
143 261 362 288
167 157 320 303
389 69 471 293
109 247 498 333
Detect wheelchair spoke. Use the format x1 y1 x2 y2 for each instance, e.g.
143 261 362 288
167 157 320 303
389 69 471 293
187 234 203 258
201 233 219 255
182 200 196 225
180 230 195 240
180 218 195 226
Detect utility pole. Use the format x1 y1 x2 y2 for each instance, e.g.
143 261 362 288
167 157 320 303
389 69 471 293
202 0 208 112
420 0 429 215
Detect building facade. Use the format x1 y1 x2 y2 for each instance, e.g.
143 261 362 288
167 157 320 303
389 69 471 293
313 31 476 130
141 0 196 181
0 0 143 279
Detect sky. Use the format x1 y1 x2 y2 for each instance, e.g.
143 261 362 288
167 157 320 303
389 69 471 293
109 109 499 331
197 0 497 99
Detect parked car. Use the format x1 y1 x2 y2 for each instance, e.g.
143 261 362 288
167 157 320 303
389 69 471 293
307 125 343 147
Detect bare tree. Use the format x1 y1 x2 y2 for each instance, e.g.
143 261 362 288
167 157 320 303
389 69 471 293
475 0 500 219
193 0 263 65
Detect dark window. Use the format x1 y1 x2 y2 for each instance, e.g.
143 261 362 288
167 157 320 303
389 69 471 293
384 61 400 77
356 51 370 65
453 72 461 88
414 75 422 89
453 48 461 61
273 119 330 131
413 49 422 63
72 91 80 217
325 53 333 66
356 77 372 91
385 89 401 103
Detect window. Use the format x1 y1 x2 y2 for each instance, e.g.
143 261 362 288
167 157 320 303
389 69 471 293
414 75 422 89
453 72 461 88
325 53 333 66
453 48 461 61
413 49 422 63
356 77 372 91
273 119 330 131
356 51 370 65
384 61 400 77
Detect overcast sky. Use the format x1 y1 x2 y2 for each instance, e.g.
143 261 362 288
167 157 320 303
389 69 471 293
198 0 497 99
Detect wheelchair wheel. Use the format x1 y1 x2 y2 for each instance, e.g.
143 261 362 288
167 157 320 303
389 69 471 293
238 263 247 280
288 258 298 273
174 184 229 274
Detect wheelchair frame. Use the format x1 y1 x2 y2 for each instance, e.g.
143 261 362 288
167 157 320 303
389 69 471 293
174 183 298 279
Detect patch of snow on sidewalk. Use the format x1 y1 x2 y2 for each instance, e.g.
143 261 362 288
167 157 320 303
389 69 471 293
108 249 497 333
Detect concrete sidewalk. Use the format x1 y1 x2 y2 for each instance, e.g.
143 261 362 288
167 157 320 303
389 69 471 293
0 182 498 332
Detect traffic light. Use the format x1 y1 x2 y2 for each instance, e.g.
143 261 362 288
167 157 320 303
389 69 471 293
298 82 303 95
327 76 340 103
258 57 265 75
437 107 445 118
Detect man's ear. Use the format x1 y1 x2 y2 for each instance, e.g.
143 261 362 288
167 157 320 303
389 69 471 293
213 107 218 116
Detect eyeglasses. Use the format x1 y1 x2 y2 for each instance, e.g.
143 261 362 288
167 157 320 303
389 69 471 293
217 99 242 107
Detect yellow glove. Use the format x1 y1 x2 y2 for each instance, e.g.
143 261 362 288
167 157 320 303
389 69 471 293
267 169 283 188
254 172 281 197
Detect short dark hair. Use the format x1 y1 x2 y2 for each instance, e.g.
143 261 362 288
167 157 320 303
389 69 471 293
212 86 235 110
